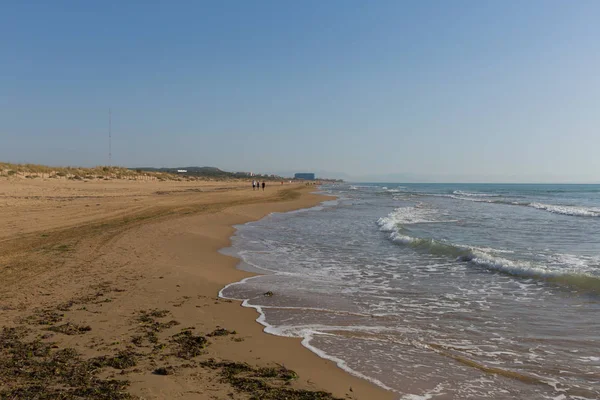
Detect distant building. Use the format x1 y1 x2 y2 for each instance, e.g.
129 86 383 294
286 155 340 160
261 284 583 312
294 173 315 180
177 169 187 173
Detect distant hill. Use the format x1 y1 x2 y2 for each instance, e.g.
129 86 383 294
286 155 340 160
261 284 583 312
134 166 284 180
134 166 232 178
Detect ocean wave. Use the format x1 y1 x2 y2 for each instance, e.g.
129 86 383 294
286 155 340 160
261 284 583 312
447 195 524 205
377 210 600 291
529 203 600 217
379 186 402 193
348 185 382 191
377 206 441 230
452 190 501 198
448 195 600 218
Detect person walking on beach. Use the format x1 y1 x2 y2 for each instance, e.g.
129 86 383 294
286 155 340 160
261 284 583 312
262 181 265 191
252 180 256 191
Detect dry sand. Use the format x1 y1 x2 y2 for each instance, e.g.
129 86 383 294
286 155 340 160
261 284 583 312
0 177 394 399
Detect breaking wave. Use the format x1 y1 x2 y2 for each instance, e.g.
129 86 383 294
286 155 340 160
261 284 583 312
448 195 600 218
447 195 523 206
376 205 440 229
529 203 600 217
452 190 501 198
377 209 600 292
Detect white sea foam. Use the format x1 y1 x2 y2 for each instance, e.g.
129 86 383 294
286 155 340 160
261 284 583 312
219 284 399 393
389 231 417 244
453 190 500 198
446 195 522 206
377 209 599 282
467 251 561 278
377 206 440 230
447 194 600 218
300 332 397 392
219 186 600 399
529 203 600 217
440 243 596 283
578 356 600 362
220 215 401 394
218 275 264 300
400 384 447 400
447 194 493 203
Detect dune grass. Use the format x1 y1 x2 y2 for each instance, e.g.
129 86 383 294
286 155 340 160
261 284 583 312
0 162 182 181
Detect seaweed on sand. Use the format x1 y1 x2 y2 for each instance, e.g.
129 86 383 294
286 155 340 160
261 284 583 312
24 309 64 325
170 330 208 359
132 309 180 347
200 359 342 400
88 349 138 370
0 327 134 399
46 322 92 335
206 327 237 337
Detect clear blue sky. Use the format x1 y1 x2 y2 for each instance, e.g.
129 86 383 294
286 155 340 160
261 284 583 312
2 1 599 182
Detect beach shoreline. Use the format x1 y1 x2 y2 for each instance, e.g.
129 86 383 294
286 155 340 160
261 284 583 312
0 177 394 399
217 196 400 394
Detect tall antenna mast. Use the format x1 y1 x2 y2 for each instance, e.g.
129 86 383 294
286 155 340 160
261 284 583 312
109 108 112 166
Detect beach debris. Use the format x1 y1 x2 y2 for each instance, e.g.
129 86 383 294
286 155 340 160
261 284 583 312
131 335 144 347
263 291 274 297
0 327 133 399
133 309 180 347
46 322 92 335
207 327 237 337
25 309 64 325
153 366 174 375
53 284 125 312
137 309 170 322
89 349 138 370
170 330 208 359
200 358 340 399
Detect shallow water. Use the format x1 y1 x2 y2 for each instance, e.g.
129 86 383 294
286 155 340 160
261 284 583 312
220 184 600 399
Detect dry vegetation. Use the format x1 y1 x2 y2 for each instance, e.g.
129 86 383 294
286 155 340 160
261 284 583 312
0 162 197 181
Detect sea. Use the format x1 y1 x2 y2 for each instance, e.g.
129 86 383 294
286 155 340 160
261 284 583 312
219 183 600 400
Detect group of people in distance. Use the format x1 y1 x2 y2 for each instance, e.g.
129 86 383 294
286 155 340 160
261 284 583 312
252 180 265 191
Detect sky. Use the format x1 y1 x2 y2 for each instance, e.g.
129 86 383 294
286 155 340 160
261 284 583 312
1 0 599 182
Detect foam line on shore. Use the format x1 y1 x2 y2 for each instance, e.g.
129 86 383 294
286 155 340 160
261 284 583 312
218 196 400 396
219 285 399 394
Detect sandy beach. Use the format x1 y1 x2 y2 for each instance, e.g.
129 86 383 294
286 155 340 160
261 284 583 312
0 176 394 399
